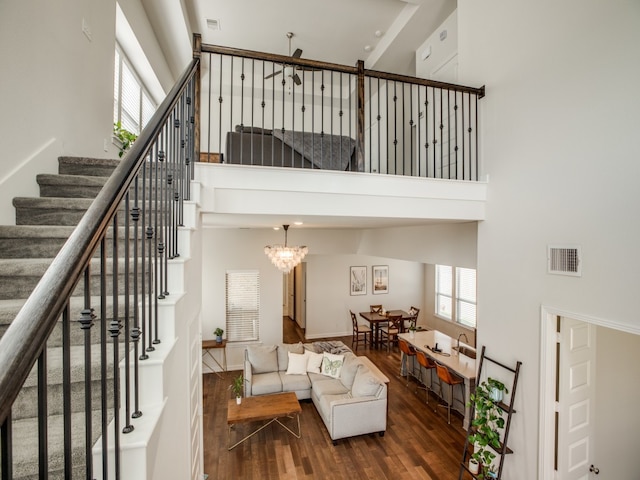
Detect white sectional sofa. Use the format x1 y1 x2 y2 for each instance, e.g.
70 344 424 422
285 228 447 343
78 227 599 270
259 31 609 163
243 342 388 443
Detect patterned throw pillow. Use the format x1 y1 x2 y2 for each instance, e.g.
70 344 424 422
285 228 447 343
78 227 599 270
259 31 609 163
321 352 344 379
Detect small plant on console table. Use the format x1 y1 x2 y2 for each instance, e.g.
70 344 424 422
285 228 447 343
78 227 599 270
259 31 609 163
408 318 417 337
214 327 224 343
229 374 244 404
468 377 508 478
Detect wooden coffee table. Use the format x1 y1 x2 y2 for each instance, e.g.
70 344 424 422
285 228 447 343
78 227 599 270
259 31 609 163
227 392 302 450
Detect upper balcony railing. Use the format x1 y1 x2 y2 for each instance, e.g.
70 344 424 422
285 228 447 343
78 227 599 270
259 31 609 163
195 35 484 180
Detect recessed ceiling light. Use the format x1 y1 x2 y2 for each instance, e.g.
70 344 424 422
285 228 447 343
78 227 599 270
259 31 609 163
364 45 372 52
206 19 221 30
294 221 303 226
374 30 383 38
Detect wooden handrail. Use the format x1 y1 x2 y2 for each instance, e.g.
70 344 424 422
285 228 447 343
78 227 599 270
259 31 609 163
0 57 200 426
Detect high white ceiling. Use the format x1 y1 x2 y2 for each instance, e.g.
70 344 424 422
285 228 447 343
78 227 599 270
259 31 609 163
161 0 457 77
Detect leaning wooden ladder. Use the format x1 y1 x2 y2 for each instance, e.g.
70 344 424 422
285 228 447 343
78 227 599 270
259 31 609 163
458 346 522 479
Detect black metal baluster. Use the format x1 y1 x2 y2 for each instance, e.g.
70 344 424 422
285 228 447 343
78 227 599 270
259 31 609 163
130 175 142 417
330 71 334 164
79 264 95 476
417 86 422 177
250 59 255 163
153 140 161 346
292 62 296 167
447 89 451 179
301 69 305 163
100 236 108 479
438 88 444 178
432 87 437 177
378 78 381 174
425 87 429 178
62 302 72 477
393 81 398 174
38 346 48 479
157 137 166 301
261 61 265 165
320 71 324 169
475 93 479 181
462 92 466 180
110 214 121 479
409 84 414 176
146 146 155 353
217 54 222 163
123 191 134 434
229 57 234 162
172 112 181 256
271 62 275 166
281 68 285 166
339 72 343 169
1 412 12 480
239 57 245 162
311 72 315 167
454 91 459 180
206 53 211 163
139 159 148 362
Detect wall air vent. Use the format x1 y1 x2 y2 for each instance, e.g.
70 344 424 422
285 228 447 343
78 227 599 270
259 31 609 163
547 245 581 276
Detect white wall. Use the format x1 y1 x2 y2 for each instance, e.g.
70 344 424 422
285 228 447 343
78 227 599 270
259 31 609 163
0 0 175 226
304 254 424 339
0 0 116 224
415 10 458 81
458 0 640 477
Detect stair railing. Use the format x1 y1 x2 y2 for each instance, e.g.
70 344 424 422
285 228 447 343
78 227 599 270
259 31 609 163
0 52 199 479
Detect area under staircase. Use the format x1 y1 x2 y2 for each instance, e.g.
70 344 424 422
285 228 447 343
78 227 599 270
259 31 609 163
0 156 124 479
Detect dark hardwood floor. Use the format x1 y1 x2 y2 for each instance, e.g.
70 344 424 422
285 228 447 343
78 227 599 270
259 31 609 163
203 317 468 479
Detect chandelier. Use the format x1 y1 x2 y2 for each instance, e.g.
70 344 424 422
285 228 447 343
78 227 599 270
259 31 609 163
264 225 308 273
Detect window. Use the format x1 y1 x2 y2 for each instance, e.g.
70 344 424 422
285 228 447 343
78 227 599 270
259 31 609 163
113 46 156 135
456 267 477 328
435 265 477 328
435 265 452 319
225 270 260 342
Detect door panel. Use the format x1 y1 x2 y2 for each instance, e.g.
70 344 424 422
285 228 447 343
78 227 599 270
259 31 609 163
558 317 595 480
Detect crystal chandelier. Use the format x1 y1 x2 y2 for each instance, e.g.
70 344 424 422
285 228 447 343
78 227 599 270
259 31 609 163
264 225 308 274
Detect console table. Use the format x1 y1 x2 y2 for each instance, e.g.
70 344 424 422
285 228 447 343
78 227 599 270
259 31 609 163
202 339 227 378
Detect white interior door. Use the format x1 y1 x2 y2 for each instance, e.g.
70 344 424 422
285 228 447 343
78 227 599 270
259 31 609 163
558 317 597 479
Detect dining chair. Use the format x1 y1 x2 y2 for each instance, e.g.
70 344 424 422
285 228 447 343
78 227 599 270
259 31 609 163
404 306 420 331
398 339 418 387
415 350 437 407
349 310 371 351
435 361 465 424
369 304 383 314
379 314 402 352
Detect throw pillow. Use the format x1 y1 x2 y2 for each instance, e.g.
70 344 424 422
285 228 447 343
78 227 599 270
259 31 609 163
321 352 344 379
277 342 304 371
339 354 361 389
246 345 278 374
351 366 383 397
306 351 324 374
286 351 308 375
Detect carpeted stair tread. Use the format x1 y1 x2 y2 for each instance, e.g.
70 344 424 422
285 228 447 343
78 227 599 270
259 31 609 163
58 156 120 177
37 174 109 199
6 410 105 479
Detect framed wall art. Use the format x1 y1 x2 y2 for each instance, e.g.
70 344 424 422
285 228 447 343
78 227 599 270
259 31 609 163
372 265 389 294
350 266 367 296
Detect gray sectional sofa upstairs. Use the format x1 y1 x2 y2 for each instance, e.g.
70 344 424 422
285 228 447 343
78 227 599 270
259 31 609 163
243 342 388 443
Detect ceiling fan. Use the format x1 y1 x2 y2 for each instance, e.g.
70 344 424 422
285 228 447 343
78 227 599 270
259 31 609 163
265 32 313 86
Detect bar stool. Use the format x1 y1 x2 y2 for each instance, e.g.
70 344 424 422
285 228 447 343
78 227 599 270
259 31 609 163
415 350 437 407
435 362 465 425
398 339 418 387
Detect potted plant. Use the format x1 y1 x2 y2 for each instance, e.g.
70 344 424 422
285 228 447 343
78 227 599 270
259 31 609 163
468 377 509 478
408 318 417 338
229 373 243 404
214 327 224 343
113 121 138 158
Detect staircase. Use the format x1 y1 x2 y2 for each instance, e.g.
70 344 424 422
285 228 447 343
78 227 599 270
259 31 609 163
0 156 125 479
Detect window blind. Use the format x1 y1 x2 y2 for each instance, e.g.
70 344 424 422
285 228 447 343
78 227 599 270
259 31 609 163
435 265 452 319
456 267 477 328
225 270 260 342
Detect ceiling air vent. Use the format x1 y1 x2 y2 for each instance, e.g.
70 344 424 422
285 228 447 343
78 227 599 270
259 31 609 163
547 245 581 277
